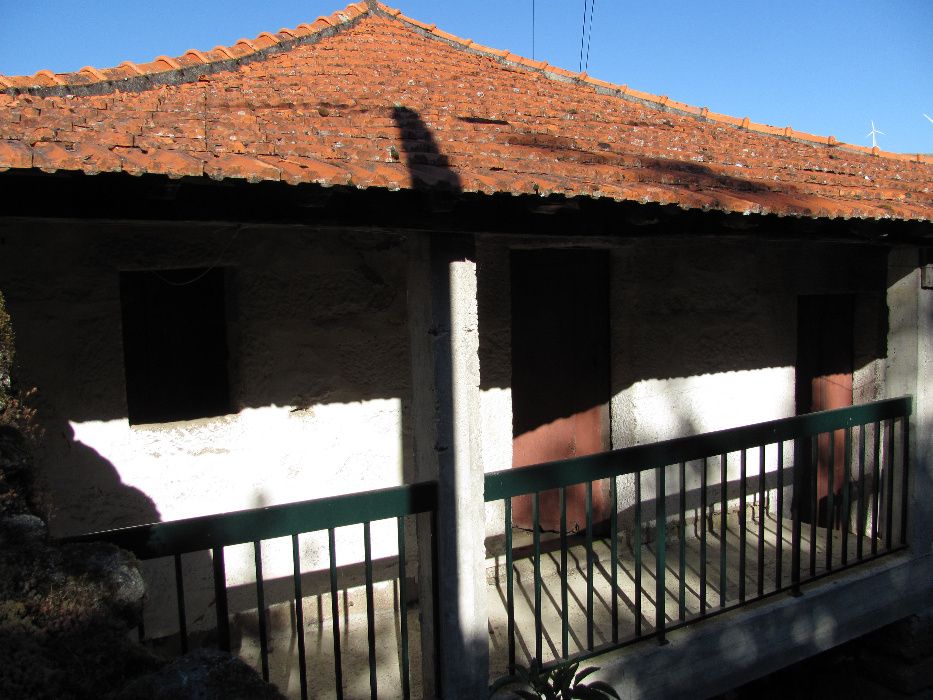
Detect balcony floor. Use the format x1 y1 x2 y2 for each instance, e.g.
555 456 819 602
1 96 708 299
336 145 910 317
228 507 876 699
486 507 874 682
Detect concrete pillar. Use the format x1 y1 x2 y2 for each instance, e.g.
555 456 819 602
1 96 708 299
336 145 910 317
885 247 932 553
407 231 488 697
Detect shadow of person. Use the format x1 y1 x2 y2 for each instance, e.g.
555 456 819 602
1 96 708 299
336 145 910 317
391 105 494 696
392 106 462 193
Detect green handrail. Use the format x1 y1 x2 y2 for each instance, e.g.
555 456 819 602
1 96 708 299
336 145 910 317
62 479 438 559
485 396 911 502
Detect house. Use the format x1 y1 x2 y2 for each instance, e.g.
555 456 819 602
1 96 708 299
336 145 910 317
0 2 931 697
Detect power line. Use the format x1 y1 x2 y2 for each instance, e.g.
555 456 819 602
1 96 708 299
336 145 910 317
584 0 596 73
532 0 535 60
578 0 588 72
578 0 597 73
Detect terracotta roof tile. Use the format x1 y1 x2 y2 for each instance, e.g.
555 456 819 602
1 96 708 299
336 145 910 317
204 152 280 182
0 1 930 221
0 139 32 170
113 147 204 178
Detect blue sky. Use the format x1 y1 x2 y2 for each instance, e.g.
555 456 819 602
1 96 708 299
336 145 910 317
1 1 931 154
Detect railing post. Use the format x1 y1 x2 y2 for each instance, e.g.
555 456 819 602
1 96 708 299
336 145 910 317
656 465 666 644
791 438 802 596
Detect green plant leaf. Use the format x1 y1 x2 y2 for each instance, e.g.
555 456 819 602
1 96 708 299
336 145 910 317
586 681 621 699
552 665 575 695
571 681 619 700
574 666 600 683
514 690 543 700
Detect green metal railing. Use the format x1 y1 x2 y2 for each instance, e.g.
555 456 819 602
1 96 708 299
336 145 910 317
484 397 911 670
62 397 912 693
64 480 438 700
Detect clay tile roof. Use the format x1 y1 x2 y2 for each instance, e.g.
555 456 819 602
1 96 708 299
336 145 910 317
1 0 931 222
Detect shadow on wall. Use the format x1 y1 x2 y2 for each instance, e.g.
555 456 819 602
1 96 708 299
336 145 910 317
477 232 891 444
0 104 481 695
392 105 490 695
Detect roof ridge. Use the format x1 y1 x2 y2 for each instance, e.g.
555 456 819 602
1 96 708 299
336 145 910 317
372 2 930 166
0 1 372 96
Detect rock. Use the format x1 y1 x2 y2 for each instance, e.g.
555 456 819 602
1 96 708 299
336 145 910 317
87 544 147 613
0 513 47 545
113 648 285 700
54 542 147 627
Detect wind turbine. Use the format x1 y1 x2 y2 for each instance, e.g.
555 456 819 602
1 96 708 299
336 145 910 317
867 120 885 148
924 114 933 124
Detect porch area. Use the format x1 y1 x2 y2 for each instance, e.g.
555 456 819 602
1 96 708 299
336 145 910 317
64 398 916 699
219 507 885 699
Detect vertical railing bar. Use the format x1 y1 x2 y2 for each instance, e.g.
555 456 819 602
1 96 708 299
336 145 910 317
430 509 441 692
211 546 231 653
505 497 515 671
364 522 378 699
791 438 802 596
656 464 667 644
841 427 852 567
610 479 619 645
328 528 344 700
586 481 594 650
826 428 836 572
560 487 569 657
719 453 727 609
757 446 765 597
775 441 784 592
809 435 818 577
885 418 895 552
533 491 542 661
396 517 411 700
857 425 866 561
291 535 308 700
871 421 881 556
253 541 269 681
635 471 643 637
739 449 747 604
700 457 708 615
174 553 189 654
678 461 686 621
900 416 909 546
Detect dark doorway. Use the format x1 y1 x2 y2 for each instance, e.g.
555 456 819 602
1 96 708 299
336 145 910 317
510 249 611 532
796 294 854 523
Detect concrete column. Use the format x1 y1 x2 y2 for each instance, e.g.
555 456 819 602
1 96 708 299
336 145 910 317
407 231 488 697
884 247 932 553
914 253 933 553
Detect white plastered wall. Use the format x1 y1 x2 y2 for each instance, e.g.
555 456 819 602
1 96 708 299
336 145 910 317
0 219 413 636
475 235 890 534
609 238 889 520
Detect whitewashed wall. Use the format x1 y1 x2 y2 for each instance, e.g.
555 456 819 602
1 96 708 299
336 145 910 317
475 236 889 533
0 220 413 636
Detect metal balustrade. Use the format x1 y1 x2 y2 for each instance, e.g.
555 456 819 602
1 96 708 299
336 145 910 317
62 398 911 696
64 481 438 700
484 397 911 673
